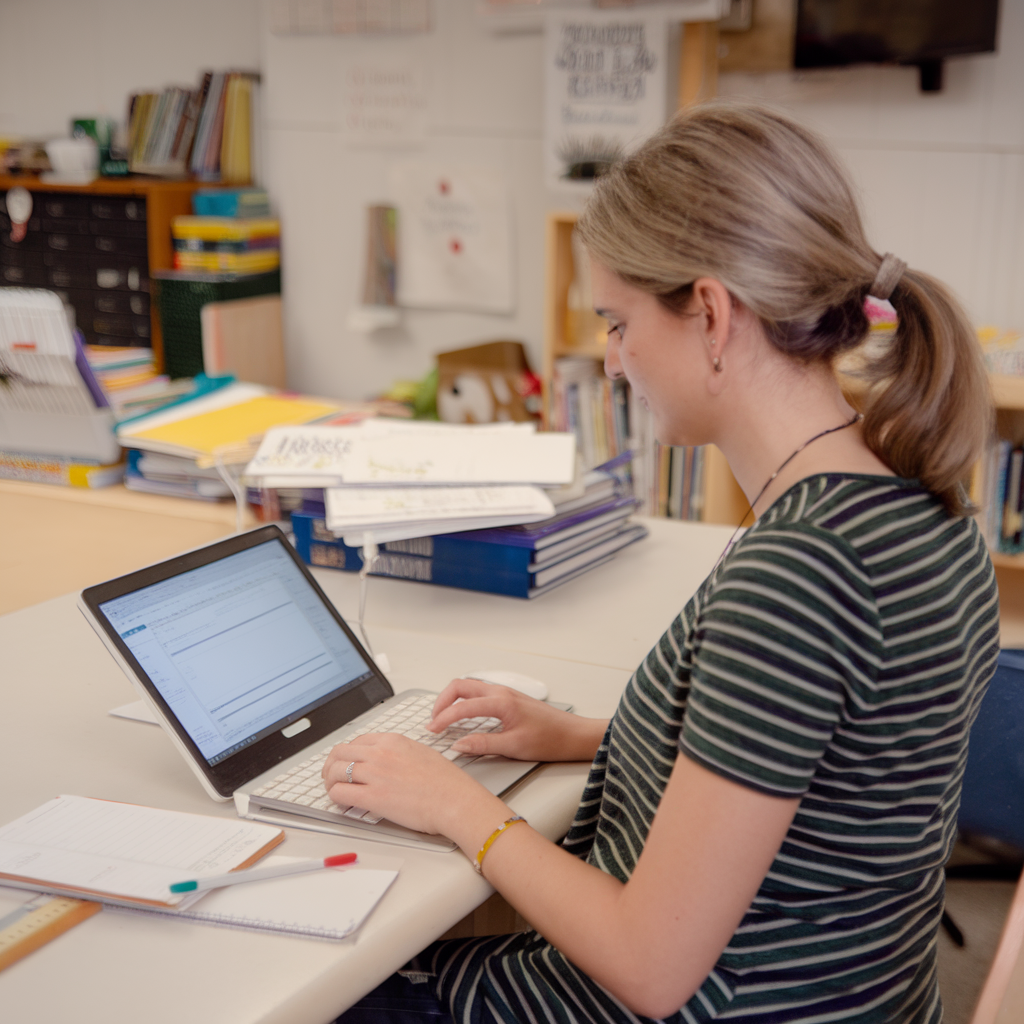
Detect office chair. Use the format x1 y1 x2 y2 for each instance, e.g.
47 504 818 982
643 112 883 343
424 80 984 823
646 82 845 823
942 648 1024 946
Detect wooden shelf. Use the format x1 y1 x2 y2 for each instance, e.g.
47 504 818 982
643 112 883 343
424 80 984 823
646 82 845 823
991 375 1024 411
0 174 203 372
553 340 608 361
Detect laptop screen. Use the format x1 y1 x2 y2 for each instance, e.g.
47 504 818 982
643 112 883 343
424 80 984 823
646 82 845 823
98 538 376 766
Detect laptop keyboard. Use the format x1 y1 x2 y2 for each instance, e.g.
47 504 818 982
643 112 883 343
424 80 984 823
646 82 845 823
250 693 501 824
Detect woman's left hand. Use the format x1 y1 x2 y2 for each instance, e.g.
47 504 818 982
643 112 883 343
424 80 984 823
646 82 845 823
321 733 504 837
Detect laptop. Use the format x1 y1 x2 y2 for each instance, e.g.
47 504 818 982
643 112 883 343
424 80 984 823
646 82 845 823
78 525 543 851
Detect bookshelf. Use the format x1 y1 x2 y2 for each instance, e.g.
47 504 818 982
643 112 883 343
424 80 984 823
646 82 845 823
985 376 1024 573
0 174 202 372
542 210 748 526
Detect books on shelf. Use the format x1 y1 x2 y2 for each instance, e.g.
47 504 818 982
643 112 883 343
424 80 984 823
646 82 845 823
128 86 202 177
126 70 258 181
551 356 631 470
980 438 1020 554
651 443 706 521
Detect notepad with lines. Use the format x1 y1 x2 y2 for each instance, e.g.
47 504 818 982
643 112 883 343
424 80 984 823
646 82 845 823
108 855 400 940
0 795 284 909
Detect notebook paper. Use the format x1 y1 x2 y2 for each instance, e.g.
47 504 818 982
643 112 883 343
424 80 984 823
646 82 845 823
108 855 399 940
0 796 283 908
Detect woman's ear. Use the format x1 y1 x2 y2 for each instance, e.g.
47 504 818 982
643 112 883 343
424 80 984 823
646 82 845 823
691 278 734 388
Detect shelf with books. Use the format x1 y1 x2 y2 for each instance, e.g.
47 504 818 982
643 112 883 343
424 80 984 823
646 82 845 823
542 210 748 525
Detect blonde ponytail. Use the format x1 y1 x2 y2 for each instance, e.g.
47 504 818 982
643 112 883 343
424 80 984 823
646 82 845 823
577 101 992 516
863 270 992 515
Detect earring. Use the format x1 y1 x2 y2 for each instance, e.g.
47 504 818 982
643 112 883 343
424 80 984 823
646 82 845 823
710 338 716 345
713 357 721 371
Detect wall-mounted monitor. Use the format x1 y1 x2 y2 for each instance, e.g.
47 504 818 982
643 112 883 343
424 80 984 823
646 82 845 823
795 0 1000 91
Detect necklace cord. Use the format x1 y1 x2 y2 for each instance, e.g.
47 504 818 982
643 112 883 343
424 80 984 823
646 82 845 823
711 412 863 579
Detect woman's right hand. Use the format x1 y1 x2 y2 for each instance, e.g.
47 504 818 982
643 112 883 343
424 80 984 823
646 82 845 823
428 677 608 764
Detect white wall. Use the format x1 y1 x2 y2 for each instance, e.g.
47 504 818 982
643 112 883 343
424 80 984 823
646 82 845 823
260 1 555 400
719 0 1024 337
0 0 261 134
2 0 1023 401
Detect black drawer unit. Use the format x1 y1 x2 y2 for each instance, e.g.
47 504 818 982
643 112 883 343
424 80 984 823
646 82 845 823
1 188 151 348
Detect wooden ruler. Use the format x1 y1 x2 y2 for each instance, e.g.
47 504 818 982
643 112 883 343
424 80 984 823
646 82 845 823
0 895 101 973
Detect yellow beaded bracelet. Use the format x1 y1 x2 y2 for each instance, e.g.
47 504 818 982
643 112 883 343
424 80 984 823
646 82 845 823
473 815 527 874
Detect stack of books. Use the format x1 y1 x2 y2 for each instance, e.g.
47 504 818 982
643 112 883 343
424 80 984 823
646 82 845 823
172 216 280 275
117 383 342 501
83 345 182 420
127 70 258 182
290 462 646 599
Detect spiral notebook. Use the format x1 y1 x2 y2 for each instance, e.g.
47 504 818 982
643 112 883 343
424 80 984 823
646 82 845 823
105 855 400 939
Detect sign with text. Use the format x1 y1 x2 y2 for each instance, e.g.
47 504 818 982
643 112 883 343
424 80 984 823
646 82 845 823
544 10 668 190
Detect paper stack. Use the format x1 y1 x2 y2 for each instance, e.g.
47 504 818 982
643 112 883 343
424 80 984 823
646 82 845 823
244 419 577 544
116 382 343 500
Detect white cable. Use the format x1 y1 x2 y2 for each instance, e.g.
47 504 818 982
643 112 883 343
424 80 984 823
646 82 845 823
213 449 247 534
357 532 378 655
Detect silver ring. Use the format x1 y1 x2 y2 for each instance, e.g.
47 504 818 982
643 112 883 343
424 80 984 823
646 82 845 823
345 761 356 784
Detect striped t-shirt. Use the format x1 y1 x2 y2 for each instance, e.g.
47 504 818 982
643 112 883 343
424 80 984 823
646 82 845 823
426 475 1000 1024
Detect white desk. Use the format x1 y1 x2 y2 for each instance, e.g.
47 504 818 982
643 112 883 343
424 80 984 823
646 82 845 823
0 517 730 1024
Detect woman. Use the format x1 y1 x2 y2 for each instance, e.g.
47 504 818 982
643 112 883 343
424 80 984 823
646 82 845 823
326 103 1000 1024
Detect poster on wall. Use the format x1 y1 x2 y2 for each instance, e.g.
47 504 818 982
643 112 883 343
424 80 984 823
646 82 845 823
544 9 668 190
391 163 514 314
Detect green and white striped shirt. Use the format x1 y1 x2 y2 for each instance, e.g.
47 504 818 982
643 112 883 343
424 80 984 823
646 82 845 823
429 475 1000 1024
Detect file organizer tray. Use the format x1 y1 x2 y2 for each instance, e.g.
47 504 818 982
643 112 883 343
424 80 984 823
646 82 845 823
0 406 120 463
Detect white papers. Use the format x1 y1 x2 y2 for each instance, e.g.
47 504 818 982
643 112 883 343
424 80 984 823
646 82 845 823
326 485 554 531
108 855 399 940
328 485 556 545
392 162 514 313
245 421 575 487
0 795 282 907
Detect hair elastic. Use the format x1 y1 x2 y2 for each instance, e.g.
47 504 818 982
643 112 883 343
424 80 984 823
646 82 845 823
869 253 907 301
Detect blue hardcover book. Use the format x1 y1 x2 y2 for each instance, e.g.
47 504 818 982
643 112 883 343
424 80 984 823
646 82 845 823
290 511 647 599
292 496 637 570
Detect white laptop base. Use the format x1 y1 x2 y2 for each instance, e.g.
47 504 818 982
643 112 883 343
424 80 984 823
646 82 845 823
235 690 539 851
